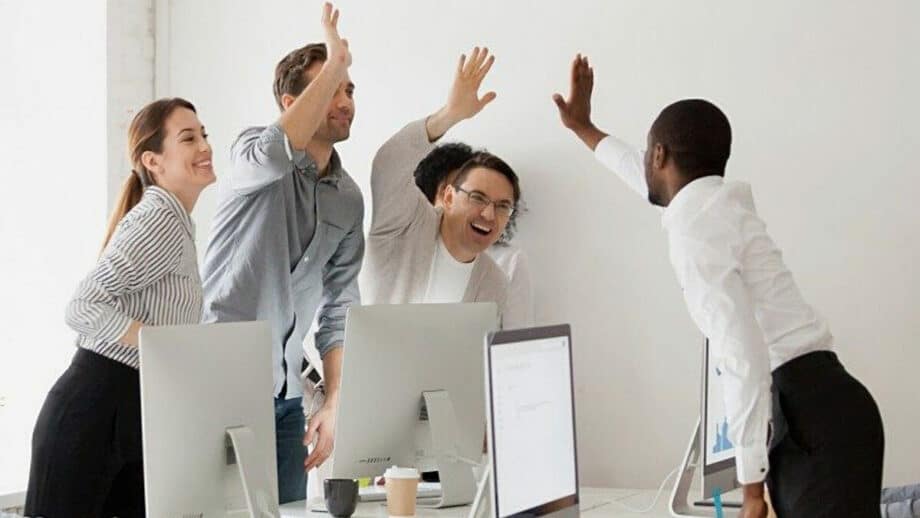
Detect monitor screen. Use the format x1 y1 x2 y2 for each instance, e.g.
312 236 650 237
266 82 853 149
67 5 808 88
488 328 578 518
703 339 735 468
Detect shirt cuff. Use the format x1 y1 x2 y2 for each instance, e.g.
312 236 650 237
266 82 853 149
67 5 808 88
95 311 133 344
735 443 770 484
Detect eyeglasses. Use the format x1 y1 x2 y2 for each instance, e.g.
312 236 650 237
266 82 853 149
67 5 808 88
454 186 515 217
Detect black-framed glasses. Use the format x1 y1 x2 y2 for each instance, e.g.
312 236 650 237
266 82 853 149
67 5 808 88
454 186 516 217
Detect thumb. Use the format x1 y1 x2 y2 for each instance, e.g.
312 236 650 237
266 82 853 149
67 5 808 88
304 420 318 446
479 91 497 109
552 93 567 111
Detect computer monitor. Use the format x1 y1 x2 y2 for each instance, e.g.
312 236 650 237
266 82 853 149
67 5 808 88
485 325 579 518
331 302 499 507
139 322 279 517
701 339 741 499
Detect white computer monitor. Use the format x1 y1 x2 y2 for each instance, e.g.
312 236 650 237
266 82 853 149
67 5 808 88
485 325 579 518
701 338 741 499
139 322 279 517
331 303 499 507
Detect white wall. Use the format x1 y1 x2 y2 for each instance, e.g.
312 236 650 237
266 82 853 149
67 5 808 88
0 0 155 495
0 2 107 495
107 0 156 210
159 0 920 488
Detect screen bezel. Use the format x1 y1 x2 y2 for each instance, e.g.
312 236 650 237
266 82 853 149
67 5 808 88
486 324 580 518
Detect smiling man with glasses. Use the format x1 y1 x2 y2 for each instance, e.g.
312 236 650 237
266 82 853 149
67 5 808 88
361 46 526 330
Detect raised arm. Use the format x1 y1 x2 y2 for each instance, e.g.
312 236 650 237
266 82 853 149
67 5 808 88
280 2 352 150
553 54 647 199
229 3 352 195
370 47 497 236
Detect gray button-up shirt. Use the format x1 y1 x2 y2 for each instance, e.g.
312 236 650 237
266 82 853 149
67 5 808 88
202 123 364 399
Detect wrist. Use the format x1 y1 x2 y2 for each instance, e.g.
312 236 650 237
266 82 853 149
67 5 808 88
742 482 765 500
322 387 340 407
425 107 461 142
575 124 607 151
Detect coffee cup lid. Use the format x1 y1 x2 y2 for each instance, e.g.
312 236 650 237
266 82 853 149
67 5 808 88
384 466 419 479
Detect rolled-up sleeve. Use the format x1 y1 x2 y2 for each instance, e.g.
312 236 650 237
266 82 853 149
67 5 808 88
66 209 184 342
229 123 293 195
314 213 365 356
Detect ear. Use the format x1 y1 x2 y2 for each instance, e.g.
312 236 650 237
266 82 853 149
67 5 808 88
281 93 297 111
652 142 668 171
140 150 161 176
442 184 456 211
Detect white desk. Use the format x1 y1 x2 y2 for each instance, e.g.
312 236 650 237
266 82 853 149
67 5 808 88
280 487 675 518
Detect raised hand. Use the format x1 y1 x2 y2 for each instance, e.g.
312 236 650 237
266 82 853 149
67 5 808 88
321 2 351 70
446 47 497 121
426 46 497 141
553 54 594 131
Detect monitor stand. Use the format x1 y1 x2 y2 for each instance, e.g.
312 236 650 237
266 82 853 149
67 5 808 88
419 390 478 508
467 457 491 518
669 419 739 517
226 426 280 518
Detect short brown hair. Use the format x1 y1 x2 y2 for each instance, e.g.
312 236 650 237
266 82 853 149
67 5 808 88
273 43 327 111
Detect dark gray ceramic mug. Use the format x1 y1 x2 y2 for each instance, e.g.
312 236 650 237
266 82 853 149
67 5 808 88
324 478 359 518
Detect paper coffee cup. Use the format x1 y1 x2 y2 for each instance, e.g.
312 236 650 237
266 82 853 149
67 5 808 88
384 466 419 517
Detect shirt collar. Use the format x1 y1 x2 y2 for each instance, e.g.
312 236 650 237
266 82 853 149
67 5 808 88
661 175 724 230
145 185 196 237
285 137 344 188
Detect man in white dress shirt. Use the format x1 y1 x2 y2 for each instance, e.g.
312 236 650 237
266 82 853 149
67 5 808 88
553 55 883 518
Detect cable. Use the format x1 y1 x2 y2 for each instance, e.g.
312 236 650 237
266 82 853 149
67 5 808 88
605 466 680 514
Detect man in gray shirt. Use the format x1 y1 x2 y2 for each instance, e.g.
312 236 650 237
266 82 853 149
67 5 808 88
201 4 362 503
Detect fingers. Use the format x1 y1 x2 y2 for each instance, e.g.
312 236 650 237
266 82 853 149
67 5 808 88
331 8 339 29
477 54 495 81
460 46 494 78
304 419 319 446
322 2 332 24
305 432 332 470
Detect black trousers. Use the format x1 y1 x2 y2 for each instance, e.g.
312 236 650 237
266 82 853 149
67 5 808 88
25 348 145 518
767 351 884 518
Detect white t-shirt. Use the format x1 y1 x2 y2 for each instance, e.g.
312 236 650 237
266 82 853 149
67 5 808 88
424 237 475 303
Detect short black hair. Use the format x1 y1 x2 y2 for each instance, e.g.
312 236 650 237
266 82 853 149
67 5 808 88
650 99 732 178
414 142 474 203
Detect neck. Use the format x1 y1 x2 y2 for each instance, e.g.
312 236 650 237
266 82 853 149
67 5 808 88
439 218 477 263
303 139 334 177
159 184 201 214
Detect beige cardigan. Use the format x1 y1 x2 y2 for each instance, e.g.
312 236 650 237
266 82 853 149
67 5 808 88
360 118 518 328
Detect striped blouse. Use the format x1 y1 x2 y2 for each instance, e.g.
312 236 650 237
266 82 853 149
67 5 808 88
65 186 203 368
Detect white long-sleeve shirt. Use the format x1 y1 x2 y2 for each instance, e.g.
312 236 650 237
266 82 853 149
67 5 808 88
595 135 833 484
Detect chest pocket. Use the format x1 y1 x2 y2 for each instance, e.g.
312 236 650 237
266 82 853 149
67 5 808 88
291 220 348 289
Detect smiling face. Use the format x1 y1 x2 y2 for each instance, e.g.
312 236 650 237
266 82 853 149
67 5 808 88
280 60 355 145
441 166 515 260
141 107 215 192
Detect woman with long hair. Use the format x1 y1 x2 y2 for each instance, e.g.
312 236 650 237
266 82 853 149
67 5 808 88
24 98 215 517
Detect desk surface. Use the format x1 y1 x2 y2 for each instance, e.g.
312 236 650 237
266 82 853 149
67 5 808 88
280 487 675 518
